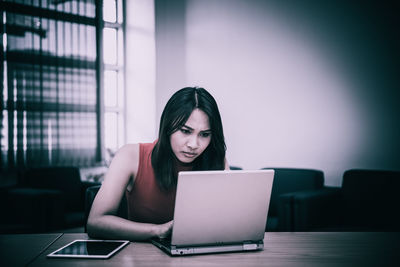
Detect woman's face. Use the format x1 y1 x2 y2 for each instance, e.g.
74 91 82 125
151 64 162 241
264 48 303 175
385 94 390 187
170 108 212 163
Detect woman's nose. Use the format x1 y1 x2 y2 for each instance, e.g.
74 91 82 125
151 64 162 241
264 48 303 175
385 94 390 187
187 135 199 150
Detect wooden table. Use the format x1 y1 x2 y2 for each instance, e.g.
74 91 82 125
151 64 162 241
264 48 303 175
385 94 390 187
1 232 399 266
0 233 62 266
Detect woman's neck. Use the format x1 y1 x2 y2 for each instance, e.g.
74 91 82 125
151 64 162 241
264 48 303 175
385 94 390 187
174 157 194 172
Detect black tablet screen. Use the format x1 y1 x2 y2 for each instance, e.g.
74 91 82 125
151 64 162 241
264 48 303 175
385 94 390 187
48 240 129 258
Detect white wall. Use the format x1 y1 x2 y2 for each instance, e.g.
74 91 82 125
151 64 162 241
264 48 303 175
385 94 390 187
153 0 400 186
125 0 157 144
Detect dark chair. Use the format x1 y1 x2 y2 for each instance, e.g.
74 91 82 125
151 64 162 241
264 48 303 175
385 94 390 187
1 185 62 233
261 167 325 231
20 166 100 230
84 185 128 232
229 166 243 170
291 169 400 231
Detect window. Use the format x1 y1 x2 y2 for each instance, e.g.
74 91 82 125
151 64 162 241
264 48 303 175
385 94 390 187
102 0 124 155
0 0 122 169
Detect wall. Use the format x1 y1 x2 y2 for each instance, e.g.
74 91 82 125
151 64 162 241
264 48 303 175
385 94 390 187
154 0 400 186
155 0 188 119
125 0 157 144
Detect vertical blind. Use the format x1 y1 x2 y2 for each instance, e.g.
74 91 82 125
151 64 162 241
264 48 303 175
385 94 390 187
1 0 102 169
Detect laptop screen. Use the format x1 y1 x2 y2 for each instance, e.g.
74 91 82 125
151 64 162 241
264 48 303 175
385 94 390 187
171 170 274 246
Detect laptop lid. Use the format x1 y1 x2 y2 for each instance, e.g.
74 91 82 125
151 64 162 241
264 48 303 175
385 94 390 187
171 169 274 247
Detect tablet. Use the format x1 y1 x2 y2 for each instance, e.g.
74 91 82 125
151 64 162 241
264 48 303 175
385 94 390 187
47 239 130 259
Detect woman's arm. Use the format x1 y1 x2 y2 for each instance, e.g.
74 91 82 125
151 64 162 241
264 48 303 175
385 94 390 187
87 144 173 241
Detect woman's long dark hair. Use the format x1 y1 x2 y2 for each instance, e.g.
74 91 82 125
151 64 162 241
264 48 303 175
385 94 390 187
151 87 226 190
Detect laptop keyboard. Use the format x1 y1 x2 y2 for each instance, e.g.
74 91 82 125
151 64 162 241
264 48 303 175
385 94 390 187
153 237 172 247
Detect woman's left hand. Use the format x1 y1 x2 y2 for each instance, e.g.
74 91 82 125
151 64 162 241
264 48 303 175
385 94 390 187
157 220 174 239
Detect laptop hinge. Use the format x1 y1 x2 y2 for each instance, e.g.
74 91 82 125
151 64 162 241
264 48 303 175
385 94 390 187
242 241 262 250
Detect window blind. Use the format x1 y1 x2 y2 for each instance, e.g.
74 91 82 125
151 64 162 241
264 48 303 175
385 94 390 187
1 0 102 169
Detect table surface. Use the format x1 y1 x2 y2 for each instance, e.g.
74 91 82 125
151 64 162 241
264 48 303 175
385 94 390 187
1 232 399 267
0 233 62 266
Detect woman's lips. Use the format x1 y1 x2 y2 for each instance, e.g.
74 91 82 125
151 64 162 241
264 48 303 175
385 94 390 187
182 151 197 158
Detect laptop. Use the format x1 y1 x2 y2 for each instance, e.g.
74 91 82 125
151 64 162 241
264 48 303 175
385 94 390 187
151 169 274 256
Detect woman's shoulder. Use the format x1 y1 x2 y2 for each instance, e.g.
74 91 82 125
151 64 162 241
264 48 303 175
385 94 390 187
109 144 139 168
139 141 156 152
117 143 140 155
108 144 141 178
115 142 155 160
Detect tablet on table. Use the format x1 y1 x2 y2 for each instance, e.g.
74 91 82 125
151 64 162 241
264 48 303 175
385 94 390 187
47 239 129 259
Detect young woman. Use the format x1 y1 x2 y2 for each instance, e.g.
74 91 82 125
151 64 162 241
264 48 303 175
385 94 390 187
87 87 228 241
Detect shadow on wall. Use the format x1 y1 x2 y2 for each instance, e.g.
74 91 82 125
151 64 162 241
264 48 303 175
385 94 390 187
177 0 400 185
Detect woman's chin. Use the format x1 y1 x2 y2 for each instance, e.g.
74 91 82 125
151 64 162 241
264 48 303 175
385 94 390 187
176 155 196 164
178 158 194 164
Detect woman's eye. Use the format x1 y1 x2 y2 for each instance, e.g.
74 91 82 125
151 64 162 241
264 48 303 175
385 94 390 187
200 132 211 138
180 129 191 134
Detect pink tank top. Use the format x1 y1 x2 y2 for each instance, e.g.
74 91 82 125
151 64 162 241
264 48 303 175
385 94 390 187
125 142 192 224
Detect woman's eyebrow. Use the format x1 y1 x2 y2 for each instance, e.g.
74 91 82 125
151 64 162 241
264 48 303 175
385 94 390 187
182 125 211 132
181 125 193 130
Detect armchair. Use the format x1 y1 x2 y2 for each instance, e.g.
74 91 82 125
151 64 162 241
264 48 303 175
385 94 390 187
290 169 400 231
1 168 65 233
20 166 100 230
1 187 62 233
229 166 243 170
261 168 325 231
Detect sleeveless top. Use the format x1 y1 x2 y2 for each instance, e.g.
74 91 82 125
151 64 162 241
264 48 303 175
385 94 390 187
125 142 192 224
